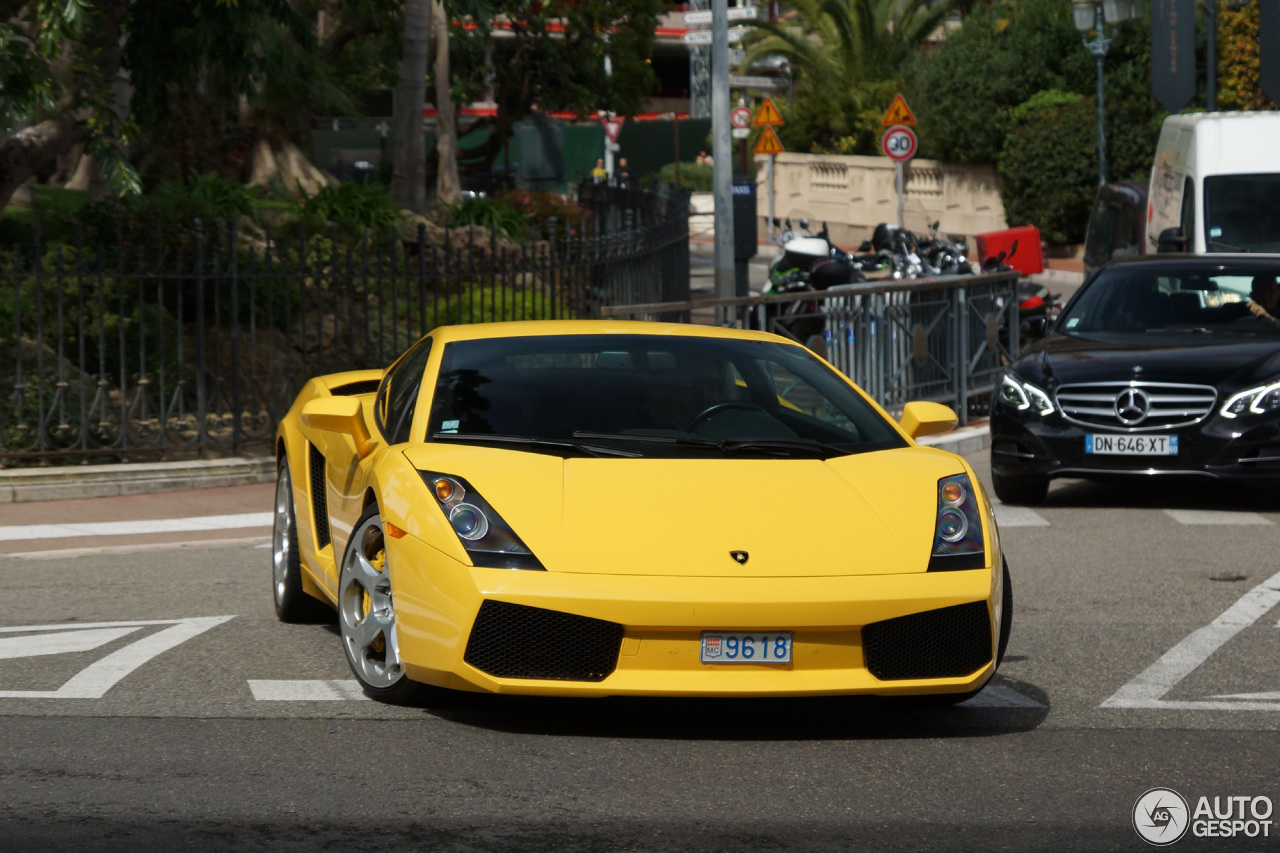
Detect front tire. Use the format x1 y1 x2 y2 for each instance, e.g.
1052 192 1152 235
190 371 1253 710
992 471 1048 505
338 505 423 704
272 465 329 623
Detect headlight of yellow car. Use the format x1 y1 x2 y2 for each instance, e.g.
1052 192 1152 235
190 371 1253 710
927 474 986 572
419 471 545 570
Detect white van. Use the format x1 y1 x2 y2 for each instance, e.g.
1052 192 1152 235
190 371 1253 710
1146 111 1280 253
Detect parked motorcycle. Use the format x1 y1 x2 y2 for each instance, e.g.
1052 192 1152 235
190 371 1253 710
757 219 871 349
987 241 1061 350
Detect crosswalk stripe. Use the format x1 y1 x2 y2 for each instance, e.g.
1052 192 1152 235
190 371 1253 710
0 512 274 542
1164 509 1272 526
248 679 370 701
993 506 1050 527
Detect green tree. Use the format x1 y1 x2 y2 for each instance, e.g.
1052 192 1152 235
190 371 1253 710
740 0 954 153
998 87 1163 245
1217 0 1277 110
447 0 663 169
907 0 1158 166
0 0 138 210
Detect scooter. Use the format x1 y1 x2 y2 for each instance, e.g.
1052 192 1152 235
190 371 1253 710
988 241 1061 349
758 219 870 347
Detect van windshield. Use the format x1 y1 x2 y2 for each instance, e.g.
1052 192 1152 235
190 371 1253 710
1204 174 1280 252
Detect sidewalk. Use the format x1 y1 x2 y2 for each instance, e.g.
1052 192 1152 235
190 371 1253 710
0 422 990 506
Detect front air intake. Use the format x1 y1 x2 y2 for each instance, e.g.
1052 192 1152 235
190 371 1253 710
464 601 624 682
862 600 992 681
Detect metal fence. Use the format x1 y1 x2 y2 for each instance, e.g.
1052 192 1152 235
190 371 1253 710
602 271 1022 424
0 184 690 464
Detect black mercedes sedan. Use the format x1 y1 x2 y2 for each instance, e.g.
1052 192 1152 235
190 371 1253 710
990 255 1280 504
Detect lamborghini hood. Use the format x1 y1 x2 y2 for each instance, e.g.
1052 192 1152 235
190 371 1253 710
402 445 968 577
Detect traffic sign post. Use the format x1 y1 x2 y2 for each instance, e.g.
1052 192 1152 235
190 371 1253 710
881 124 918 229
881 93 917 127
751 100 786 243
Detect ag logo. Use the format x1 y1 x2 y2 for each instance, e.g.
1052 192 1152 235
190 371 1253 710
730 551 749 565
1133 787 1190 846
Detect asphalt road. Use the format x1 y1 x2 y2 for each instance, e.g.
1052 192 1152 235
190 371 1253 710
3 452 1280 851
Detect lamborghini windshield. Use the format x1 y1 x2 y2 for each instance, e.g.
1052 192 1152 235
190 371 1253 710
1059 264 1280 335
424 335 906 458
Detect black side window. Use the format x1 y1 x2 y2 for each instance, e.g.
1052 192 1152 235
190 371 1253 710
375 338 433 444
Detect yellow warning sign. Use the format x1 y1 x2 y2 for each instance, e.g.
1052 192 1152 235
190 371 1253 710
754 126 785 156
752 97 784 127
881 93 916 127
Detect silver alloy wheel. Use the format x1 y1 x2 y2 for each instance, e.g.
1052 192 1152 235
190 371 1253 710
272 467 294 608
339 512 402 689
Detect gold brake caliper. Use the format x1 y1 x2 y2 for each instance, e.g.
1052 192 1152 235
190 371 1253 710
366 549 387 654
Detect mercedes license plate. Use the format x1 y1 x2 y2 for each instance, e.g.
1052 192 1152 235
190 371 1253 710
700 632 792 663
1085 434 1178 455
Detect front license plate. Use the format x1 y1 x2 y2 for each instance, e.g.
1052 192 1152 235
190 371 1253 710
700 632 792 663
1085 434 1178 455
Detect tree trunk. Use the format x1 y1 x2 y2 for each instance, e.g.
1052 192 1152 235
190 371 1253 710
392 0 432 213
433 0 460 203
0 115 85 210
0 0 131 210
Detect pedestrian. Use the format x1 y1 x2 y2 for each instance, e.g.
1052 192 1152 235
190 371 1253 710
616 158 633 187
591 158 607 183
696 150 713 167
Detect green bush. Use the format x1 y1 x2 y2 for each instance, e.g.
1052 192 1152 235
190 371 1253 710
998 95 1096 245
907 0 1161 166
301 182 402 231
494 189 587 236
997 87 1163 246
445 196 532 241
654 162 713 192
432 283 572 326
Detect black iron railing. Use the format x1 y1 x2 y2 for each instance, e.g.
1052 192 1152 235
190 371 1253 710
0 184 690 464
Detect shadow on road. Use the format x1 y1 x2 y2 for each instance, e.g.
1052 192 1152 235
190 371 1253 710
1041 475 1280 512
398 675 1050 741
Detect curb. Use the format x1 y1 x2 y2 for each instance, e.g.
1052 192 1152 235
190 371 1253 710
1 426 992 504
0 457 277 504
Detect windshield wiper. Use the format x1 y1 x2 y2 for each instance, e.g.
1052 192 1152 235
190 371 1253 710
719 437 847 458
573 431 847 458
430 432 641 458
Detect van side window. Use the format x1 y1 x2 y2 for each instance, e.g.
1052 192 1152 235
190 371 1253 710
1179 178 1195 240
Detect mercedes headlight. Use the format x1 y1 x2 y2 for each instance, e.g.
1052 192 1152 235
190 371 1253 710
420 472 544 570
928 474 986 572
999 373 1054 416
1221 381 1280 419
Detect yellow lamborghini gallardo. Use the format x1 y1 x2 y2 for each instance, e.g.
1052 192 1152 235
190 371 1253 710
272 321 1010 703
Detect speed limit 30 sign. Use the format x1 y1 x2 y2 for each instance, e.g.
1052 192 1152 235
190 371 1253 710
881 125 917 162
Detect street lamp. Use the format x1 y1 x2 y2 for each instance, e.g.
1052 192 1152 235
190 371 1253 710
1072 0 1141 186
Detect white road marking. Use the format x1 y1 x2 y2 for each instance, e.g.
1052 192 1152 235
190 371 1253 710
0 616 235 699
1164 509 1272 526
957 684 1045 709
0 536 270 560
248 679 370 701
1102 567 1280 710
1211 692 1280 700
993 506 1050 527
0 512 273 542
0 627 142 659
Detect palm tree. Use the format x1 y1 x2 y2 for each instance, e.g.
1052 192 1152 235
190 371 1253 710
741 0 953 150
